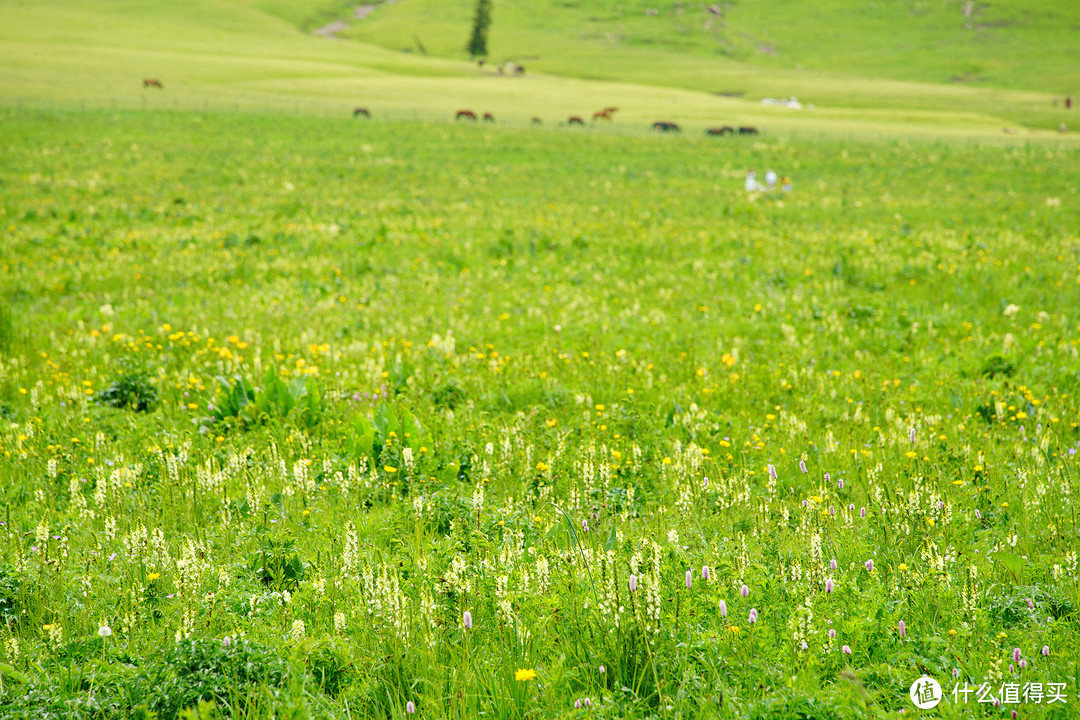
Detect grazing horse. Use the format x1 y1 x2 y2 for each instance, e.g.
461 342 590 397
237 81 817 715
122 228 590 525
567 116 585 126
604 106 619 114
738 126 760 135
515 65 526 76
456 110 478 121
652 121 680 133
531 117 543 125
353 107 371 118
706 126 735 136
143 79 163 89
482 112 495 123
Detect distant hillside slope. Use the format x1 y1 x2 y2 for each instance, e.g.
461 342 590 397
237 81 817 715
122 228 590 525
0 0 1075 134
335 0 1079 95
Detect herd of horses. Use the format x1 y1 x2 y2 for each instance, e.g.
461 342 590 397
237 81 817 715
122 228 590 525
143 81 760 136
356 105 761 136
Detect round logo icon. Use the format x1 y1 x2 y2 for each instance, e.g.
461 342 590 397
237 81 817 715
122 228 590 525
909 676 942 709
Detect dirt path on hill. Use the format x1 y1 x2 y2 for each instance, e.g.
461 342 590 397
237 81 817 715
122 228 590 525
312 2 398 39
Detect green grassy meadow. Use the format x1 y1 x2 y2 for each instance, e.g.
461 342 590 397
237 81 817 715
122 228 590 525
1 108 1079 718
2 0 1080 717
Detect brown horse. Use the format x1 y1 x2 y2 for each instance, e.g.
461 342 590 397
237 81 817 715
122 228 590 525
482 112 495 123
143 79 163 89
568 116 585 126
592 109 613 122
652 121 680 133
738 126 760 135
353 107 371 118
531 117 543 125
706 126 734 136
456 110 478 121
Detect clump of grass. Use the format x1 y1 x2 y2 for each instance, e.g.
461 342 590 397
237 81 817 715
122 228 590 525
95 359 159 412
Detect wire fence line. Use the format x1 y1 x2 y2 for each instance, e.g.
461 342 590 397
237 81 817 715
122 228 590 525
1 94 1069 148
0 94 648 135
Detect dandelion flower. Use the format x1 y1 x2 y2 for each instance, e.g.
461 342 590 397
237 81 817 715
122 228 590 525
515 668 537 682
98 625 112 638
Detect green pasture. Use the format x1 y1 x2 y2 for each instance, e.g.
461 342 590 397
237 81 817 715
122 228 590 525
0 0 1077 135
0 108 1078 717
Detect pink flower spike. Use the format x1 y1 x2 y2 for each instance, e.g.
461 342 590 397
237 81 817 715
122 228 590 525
828 628 836 638
685 570 693 589
628 574 637 593
463 610 473 630
860 507 866 518
719 600 728 618
407 701 416 714
910 427 917 443
1019 659 1027 669
825 579 834 594
1012 648 1021 664
582 519 589 533
741 584 749 597
799 459 807 473
865 559 874 572
1026 598 1034 609
829 558 838 571
748 608 758 624
574 700 582 709
599 665 606 674
842 644 852 655
898 620 906 637
701 565 710 581
1042 645 1050 656
583 698 591 707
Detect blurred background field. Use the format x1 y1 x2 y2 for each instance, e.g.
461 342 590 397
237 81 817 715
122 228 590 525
1 0 1078 136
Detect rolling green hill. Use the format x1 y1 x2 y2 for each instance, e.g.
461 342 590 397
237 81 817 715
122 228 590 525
0 0 1076 135
339 0 1080 93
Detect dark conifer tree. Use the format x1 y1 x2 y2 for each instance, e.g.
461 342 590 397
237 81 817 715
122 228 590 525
467 0 493 59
